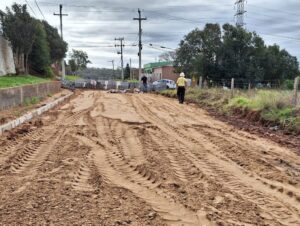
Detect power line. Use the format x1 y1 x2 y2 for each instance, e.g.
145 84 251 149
24 0 37 17
34 0 46 20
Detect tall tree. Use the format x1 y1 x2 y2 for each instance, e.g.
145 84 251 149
175 23 299 85
159 51 176 61
1 4 36 74
69 49 91 72
42 20 68 63
124 63 130 79
29 21 51 76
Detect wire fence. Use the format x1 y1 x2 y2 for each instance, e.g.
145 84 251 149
198 76 300 106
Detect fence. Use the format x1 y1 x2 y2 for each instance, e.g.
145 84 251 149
61 79 168 92
198 76 300 106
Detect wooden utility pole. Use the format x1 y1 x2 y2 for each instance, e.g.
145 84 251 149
54 4 68 79
199 76 203 89
292 76 299 106
115 38 124 80
133 9 147 81
231 78 235 98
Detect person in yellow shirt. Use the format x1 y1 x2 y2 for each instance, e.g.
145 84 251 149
176 72 187 104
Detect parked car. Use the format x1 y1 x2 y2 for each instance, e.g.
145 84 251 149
153 79 176 89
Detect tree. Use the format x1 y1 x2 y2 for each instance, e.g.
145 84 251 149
29 21 51 76
69 49 91 72
159 51 176 61
174 24 222 80
174 23 299 86
1 4 36 74
42 20 68 63
124 63 130 79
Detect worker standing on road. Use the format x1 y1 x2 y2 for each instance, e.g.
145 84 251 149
176 72 187 104
141 75 148 93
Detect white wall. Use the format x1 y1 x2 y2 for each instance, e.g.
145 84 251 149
0 36 16 76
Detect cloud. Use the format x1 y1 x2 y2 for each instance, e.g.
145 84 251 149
1 0 300 68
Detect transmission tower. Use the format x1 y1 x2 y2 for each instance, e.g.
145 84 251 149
235 0 247 27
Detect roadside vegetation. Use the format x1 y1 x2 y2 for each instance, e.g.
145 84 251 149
65 75 80 81
0 75 50 88
161 88 300 134
0 4 67 77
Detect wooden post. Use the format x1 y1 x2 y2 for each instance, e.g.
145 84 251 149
199 76 203 89
231 78 235 98
292 76 299 106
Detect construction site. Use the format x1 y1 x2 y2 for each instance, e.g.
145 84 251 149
1 0 300 225
0 90 299 225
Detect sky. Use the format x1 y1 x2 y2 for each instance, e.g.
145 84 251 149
1 0 300 69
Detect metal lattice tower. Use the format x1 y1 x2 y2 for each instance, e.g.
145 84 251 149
235 0 247 27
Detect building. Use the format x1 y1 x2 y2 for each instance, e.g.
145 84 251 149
144 61 179 82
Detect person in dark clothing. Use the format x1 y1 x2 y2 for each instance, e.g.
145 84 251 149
141 75 148 92
176 72 187 104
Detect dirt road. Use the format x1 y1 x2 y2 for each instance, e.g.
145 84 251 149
0 90 299 225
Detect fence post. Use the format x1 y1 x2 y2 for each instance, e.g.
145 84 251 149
292 76 299 106
231 78 235 98
199 76 203 89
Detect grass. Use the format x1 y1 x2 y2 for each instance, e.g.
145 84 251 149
65 75 80 81
0 75 50 88
24 96 41 106
160 88 300 133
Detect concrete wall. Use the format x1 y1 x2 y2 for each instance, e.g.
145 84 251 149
0 36 16 76
0 82 61 110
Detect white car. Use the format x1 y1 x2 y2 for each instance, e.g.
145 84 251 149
153 79 176 89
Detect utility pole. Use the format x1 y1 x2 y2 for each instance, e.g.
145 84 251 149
235 0 247 28
133 9 147 81
115 37 124 80
54 4 68 79
108 60 115 79
129 58 132 80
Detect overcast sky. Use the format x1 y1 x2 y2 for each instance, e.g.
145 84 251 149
1 0 300 68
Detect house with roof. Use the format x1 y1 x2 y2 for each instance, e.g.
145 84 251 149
144 61 179 82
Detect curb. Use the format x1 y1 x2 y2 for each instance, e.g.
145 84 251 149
0 93 73 135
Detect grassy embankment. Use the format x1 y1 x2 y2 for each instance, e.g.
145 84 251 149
0 75 50 89
161 88 300 133
65 75 80 81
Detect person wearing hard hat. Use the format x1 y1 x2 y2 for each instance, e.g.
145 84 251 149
176 72 187 104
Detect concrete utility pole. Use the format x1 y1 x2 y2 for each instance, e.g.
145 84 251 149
133 9 147 81
54 4 68 79
108 60 115 79
115 38 125 80
235 0 247 28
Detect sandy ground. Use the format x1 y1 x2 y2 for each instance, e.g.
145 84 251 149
0 90 299 226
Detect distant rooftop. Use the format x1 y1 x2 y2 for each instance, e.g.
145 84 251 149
144 61 174 73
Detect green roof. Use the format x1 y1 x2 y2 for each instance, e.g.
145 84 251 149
144 61 173 73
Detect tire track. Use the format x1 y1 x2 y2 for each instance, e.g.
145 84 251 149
77 133 212 226
129 94 300 225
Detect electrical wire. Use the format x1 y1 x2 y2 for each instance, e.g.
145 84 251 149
24 0 37 17
34 0 46 20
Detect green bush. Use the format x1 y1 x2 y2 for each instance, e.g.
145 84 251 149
24 96 41 106
44 66 54 78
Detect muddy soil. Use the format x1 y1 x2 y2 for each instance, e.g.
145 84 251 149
0 91 299 226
